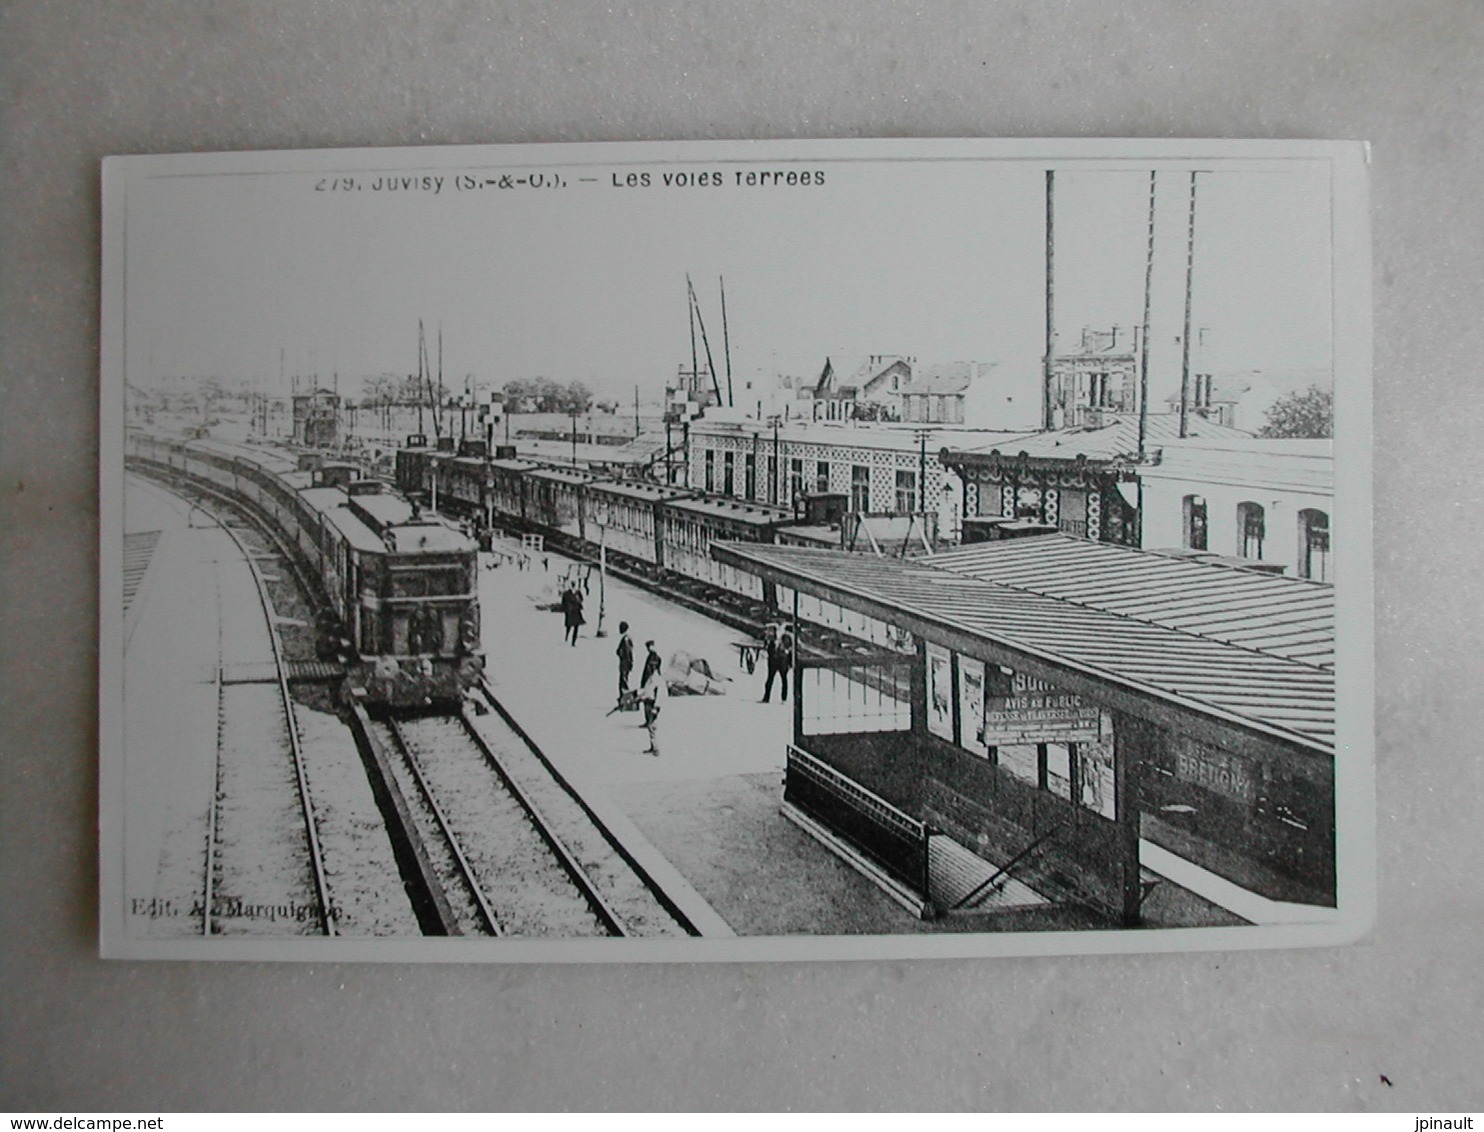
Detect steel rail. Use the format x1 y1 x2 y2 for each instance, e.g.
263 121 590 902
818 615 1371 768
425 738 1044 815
454 709 631 937
382 718 504 936
477 678 702 937
175 478 339 937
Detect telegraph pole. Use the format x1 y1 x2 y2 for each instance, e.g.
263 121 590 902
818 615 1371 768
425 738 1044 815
1043 169 1056 432
1179 171 1200 439
1137 171 1156 461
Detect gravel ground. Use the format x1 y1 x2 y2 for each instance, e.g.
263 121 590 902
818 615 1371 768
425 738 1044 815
367 718 487 934
211 684 321 936
466 703 690 938
294 706 421 936
396 716 607 938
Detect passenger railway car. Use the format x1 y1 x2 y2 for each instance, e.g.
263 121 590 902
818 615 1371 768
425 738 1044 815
394 436 801 598
128 429 482 708
658 496 791 600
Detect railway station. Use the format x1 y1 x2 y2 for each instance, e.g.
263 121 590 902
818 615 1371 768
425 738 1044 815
120 423 1342 939
713 535 1337 927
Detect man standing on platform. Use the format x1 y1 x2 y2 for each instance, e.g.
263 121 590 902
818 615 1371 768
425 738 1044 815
762 622 794 703
615 620 634 704
560 583 585 646
638 640 664 755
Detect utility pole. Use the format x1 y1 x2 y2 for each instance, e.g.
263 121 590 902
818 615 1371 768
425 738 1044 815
1043 169 1056 432
1137 170 1156 462
720 275 733 408
771 416 781 505
916 428 932 512
1179 171 1200 439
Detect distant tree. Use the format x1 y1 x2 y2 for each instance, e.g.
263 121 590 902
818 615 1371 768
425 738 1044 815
398 373 427 404
1259 384 1333 439
564 380 594 414
363 374 398 406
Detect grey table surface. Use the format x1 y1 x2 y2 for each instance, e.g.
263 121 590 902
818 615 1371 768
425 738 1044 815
2 0 1480 1112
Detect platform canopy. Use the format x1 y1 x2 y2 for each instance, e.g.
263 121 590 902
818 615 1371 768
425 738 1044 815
929 535 1334 671
712 539 1335 759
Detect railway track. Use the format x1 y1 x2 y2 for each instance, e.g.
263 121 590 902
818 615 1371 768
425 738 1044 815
201 493 337 937
356 705 694 939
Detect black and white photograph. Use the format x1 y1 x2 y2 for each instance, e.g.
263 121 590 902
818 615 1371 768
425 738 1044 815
98 137 1372 962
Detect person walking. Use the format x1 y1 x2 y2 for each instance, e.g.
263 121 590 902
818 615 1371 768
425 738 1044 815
560 583 585 646
615 620 634 703
638 639 664 755
762 622 794 703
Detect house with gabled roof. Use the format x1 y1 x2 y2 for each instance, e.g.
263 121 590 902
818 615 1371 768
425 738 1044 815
900 361 1003 426
811 354 914 421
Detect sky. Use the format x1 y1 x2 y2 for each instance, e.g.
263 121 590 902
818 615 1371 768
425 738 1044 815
121 149 1333 431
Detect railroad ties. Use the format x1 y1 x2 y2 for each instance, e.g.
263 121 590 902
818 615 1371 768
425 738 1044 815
358 705 693 939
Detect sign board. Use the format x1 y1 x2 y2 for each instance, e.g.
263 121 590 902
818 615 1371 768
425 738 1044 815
957 656 987 757
1171 736 1258 805
979 667 1103 747
925 642 953 741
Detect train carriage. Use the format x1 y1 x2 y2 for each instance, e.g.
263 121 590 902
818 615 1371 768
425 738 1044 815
659 497 792 600
581 479 688 568
126 429 482 708
524 467 592 543
486 458 538 527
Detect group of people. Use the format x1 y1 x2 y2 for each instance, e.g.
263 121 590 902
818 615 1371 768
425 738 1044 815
615 622 665 755
563 575 794 758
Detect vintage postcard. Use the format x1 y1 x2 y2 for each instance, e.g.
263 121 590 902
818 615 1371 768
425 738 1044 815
99 138 1372 961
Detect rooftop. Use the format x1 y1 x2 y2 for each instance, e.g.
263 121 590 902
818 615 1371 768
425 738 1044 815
712 541 1334 753
666 496 792 526
929 534 1334 670
944 413 1252 464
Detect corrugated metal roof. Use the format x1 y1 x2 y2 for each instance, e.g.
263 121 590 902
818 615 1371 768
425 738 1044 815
946 413 1252 463
930 535 1334 671
713 542 1334 753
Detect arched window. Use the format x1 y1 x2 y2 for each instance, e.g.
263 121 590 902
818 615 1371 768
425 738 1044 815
1237 501 1265 559
1298 508 1330 581
1183 494 1208 551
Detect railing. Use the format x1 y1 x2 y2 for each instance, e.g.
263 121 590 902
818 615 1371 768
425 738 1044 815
785 744 930 898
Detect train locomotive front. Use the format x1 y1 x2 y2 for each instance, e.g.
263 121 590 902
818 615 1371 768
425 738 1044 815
320 481 484 709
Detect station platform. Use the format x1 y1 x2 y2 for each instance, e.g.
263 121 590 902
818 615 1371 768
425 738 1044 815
476 538 1096 935
120 474 278 929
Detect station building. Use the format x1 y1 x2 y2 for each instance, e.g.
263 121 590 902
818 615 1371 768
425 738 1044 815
717 533 1337 928
685 417 1026 544
940 412 1253 547
1137 438 1334 581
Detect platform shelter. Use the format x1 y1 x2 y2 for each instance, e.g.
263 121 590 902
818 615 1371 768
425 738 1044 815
712 536 1337 926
